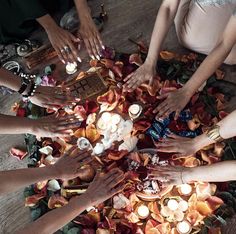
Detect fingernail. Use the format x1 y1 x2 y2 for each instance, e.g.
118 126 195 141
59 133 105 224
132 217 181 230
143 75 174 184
77 57 82 63
75 98 81 101
96 55 100 60
91 55 95 60
62 59 66 64
102 45 105 50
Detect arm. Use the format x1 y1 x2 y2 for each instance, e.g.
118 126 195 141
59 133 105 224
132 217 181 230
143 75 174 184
184 161 236 183
123 0 181 92
156 110 236 157
182 15 236 96
0 149 92 195
16 169 125 234
74 0 104 59
155 15 236 119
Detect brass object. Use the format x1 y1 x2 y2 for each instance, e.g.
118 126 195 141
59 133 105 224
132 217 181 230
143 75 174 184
206 125 223 142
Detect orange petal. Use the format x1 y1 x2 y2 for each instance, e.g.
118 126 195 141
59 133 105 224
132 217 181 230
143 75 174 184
160 51 176 61
85 124 100 143
196 201 213 216
126 212 140 223
74 128 86 138
48 195 68 209
107 150 129 161
206 196 224 211
182 156 201 167
148 202 160 215
25 194 45 207
151 213 165 223
157 223 171 234
129 53 143 66
186 210 204 226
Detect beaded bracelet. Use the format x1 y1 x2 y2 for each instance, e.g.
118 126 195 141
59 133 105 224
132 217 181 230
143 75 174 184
22 82 38 99
18 74 30 94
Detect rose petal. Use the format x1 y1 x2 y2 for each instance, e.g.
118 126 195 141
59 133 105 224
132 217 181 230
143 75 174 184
9 147 27 160
48 195 68 209
25 194 45 207
107 150 129 161
129 54 143 67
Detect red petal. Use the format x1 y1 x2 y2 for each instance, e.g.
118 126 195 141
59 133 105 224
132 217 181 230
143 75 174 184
129 54 143 67
25 194 45 207
16 108 26 117
133 119 152 133
9 147 27 160
84 100 99 114
48 195 68 209
74 105 87 120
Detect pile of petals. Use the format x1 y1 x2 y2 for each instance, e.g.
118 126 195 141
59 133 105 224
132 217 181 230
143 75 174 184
18 47 235 234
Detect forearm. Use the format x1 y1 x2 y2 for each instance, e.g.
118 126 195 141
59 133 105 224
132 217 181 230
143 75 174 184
36 14 58 32
184 161 236 183
16 196 90 234
74 0 91 21
0 68 22 92
146 0 180 66
0 114 34 135
192 110 236 152
0 166 59 195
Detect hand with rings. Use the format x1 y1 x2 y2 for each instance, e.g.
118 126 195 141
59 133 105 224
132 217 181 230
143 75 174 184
46 24 82 64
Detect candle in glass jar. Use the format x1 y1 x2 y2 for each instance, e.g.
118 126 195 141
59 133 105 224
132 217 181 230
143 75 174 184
178 200 189 212
137 204 150 219
128 104 142 119
177 221 192 234
179 184 192 195
167 199 179 211
66 62 77 74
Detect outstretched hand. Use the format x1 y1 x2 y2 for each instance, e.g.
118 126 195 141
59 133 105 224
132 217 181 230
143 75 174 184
123 63 156 92
85 168 125 206
153 88 192 120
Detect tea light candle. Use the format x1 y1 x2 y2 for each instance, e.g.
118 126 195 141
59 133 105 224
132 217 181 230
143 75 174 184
101 112 112 122
178 200 189 212
167 199 179 211
179 184 192 196
177 221 192 234
111 114 121 125
66 62 77 75
137 204 150 219
128 104 142 119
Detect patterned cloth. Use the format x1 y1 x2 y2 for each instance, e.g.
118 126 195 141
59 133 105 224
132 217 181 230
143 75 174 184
195 0 236 15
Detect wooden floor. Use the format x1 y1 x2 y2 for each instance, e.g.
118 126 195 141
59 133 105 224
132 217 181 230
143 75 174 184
0 0 235 233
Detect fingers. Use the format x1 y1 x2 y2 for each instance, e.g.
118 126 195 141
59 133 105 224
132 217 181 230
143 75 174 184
84 39 95 60
110 183 126 196
123 72 134 83
153 94 169 114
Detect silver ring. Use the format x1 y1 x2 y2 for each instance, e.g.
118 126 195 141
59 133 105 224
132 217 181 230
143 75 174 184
64 46 71 53
60 48 65 53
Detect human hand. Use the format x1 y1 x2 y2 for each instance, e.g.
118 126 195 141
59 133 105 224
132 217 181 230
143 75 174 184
52 146 93 180
155 134 198 157
46 24 81 64
123 62 156 92
31 113 80 137
153 87 192 120
29 86 80 109
148 165 190 186
78 16 104 60
85 168 125 206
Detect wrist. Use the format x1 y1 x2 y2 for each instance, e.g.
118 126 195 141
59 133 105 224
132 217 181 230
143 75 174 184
194 133 215 151
37 14 58 32
72 194 92 210
181 85 194 98
145 56 157 68
22 118 35 134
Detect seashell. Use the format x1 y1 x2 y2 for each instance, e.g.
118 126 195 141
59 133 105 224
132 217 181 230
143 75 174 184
128 104 143 120
93 143 105 155
39 146 53 155
118 136 138 152
86 113 97 125
45 155 57 165
48 179 61 191
77 137 92 150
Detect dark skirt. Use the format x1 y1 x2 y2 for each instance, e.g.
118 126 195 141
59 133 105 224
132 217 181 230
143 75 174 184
0 0 73 44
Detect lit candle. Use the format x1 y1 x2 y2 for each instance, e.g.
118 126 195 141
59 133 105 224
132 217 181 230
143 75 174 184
128 104 142 119
101 112 112 122
137 204 150 219
179 184 192 196
167 199 179 211
111 114 121 125
177 221 192 234
66 62 77 75
178 200 189 212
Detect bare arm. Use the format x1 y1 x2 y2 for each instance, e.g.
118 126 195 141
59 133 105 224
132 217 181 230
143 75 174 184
0 149 92 196
146 0 181 67
183 15 236 96
123 0 181 91
16 169 125 234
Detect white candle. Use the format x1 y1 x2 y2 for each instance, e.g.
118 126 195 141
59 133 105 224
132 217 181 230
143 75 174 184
178 200 189 212
137 205 150 219
179 184 192 195
111 114 121 125
66 62 77 74
177 221 192 234
129 104 140 115
101 112 112 122
167 199 179 211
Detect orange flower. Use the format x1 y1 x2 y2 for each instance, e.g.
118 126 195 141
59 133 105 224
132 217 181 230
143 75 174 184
85 124 100 143
48 195 68 209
